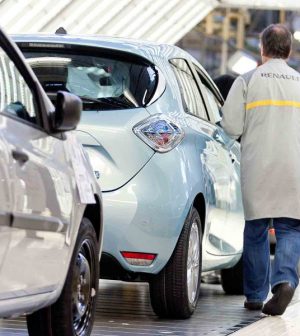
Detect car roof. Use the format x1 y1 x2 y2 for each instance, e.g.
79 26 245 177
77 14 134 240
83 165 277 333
12 33 187 62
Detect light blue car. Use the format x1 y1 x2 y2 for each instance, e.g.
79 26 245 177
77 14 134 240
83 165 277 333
16 34 245 319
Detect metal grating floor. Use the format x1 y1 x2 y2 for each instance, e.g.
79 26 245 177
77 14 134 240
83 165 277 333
0 280 262 336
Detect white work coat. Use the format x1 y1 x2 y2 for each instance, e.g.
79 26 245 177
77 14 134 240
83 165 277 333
221 58 300 220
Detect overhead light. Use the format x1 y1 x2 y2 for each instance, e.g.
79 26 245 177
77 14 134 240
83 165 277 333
294 31 300 41
227 51 258 75
293 15 300 40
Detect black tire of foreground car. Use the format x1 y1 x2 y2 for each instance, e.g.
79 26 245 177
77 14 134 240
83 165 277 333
149 207 202 319
220 255 244 295
26 217 99 336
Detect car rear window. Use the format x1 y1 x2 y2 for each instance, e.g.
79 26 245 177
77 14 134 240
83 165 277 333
23 50 158 110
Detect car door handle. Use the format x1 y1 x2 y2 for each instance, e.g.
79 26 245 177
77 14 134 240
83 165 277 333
12 149 29 164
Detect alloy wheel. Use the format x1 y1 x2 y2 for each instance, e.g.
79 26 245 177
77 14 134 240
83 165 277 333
187 221 200 304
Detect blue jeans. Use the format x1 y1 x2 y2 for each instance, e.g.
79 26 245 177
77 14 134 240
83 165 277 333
243 217 300 302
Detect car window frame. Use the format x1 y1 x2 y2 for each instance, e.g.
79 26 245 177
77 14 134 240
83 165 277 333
190 62 224 125
196 76 223 124
191 62 224 105
169 57 210 122
0 29 47 132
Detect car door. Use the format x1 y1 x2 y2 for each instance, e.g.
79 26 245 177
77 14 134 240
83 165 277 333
192 64 244 255
0 42 74 298
169 58 237 256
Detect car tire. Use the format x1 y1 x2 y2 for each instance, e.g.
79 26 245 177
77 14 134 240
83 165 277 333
149 207 202 319
26 217 99 336
220 255 243 295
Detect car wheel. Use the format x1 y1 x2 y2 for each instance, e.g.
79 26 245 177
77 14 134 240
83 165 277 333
220 255 243 295
26 217 99 336
149 207 202 319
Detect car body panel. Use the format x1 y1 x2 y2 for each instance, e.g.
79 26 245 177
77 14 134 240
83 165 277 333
0 288 60 318
145 55 244 259
15 34 244 277
102 141 203 274
102 117 243 273
0 115 73 296
77 108 154 191
0 118 97 313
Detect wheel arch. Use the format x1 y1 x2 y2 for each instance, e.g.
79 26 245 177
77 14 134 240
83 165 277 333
193 193 206 233
83 194 103 242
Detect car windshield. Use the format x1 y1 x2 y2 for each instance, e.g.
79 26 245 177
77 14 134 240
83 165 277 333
23 51 158 110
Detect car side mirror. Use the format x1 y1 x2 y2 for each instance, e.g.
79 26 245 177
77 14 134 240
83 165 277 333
51 91 82 132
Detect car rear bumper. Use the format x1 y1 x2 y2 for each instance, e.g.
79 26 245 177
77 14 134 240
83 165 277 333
101 151 194 275
101 146 243 276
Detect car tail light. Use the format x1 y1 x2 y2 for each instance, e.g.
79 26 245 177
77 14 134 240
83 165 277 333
121 251 157 266
133 115 184 153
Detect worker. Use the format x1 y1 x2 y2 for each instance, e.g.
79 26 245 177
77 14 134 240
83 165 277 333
221 23 300 316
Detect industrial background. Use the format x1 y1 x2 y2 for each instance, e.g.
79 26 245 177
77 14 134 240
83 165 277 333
1 0 300 78
0 1 300 336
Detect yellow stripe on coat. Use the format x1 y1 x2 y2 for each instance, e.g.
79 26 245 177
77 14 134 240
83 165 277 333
246 100 300 110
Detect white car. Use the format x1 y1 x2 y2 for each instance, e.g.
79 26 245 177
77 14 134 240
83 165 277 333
0 28 103 336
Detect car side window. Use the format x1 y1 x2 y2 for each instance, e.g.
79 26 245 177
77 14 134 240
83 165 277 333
0 48 37 124
170 58 207 120
201 85 222 124
193 67 222 124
